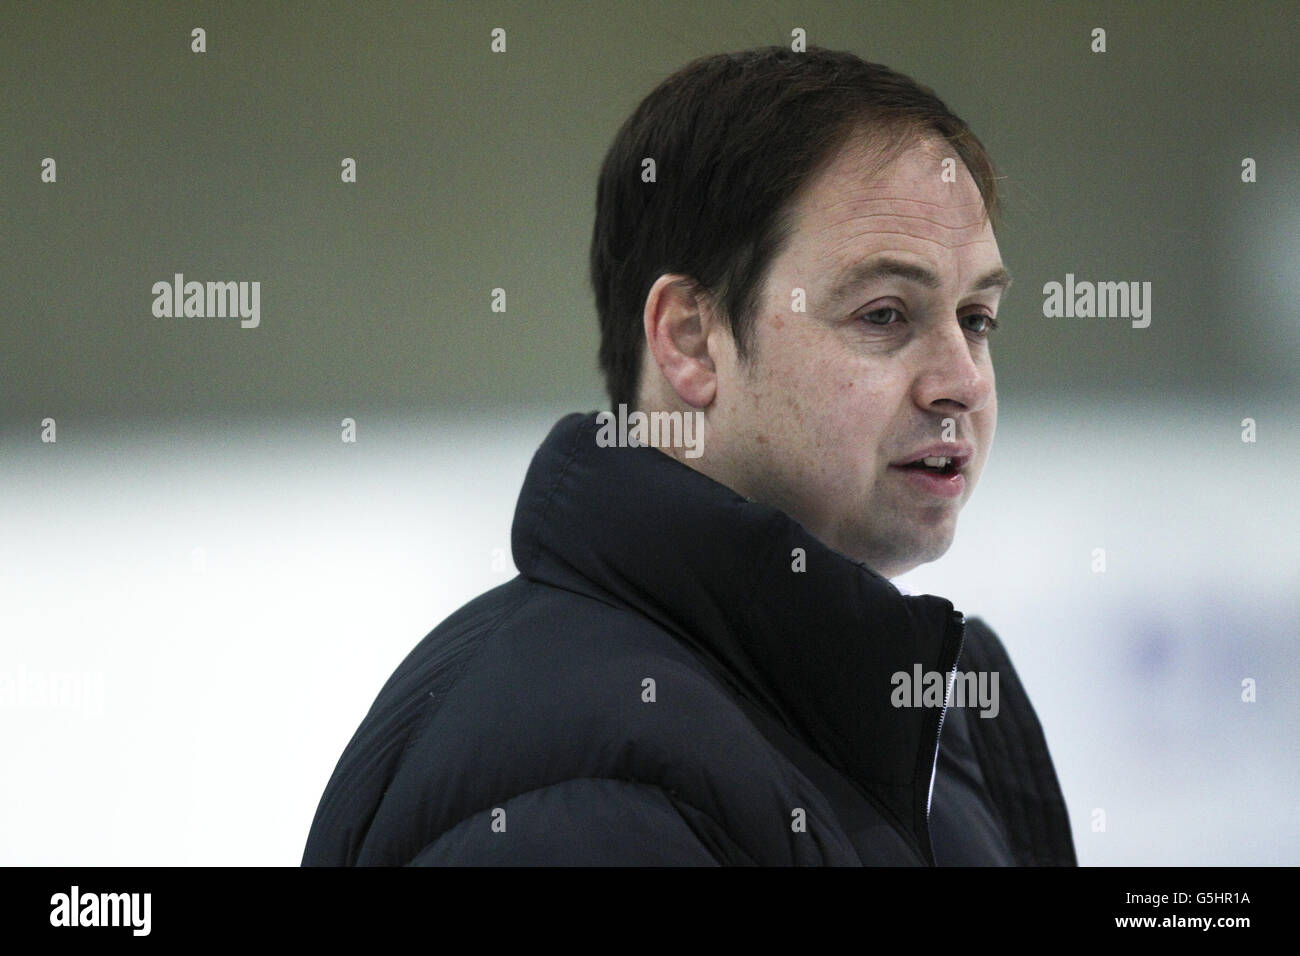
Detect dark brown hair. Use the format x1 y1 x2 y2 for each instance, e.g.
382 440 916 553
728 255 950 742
589 46 1001 409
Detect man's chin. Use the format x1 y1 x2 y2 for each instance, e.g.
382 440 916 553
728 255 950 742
840 529 956 578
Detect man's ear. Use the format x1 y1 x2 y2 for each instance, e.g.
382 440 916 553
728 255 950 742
643 274 720 409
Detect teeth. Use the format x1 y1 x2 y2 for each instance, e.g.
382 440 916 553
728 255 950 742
921 456 951 467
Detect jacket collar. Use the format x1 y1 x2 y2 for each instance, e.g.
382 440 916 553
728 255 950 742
511 411 965 861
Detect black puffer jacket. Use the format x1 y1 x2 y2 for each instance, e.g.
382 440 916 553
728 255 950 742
302 412 1076 866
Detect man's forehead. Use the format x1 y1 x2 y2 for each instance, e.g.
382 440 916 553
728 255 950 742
800 167 982 235
791 201 997 296
793 141 991 249
806 196 993 254
791 179 1002 300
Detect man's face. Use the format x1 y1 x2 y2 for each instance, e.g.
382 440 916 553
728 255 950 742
700 134 1006 579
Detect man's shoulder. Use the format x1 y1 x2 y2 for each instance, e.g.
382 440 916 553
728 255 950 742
395 574 731 710
309 576 831 864
959 615 1019 676
403 574 797 783
952 613 1078 866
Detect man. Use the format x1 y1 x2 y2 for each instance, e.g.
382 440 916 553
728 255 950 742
302 46 1076 866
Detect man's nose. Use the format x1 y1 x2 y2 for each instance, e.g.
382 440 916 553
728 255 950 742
912 320 994 413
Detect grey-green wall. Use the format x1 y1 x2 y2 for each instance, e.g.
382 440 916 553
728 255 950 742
3 0 1296 430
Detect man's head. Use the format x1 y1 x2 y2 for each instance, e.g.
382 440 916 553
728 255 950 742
590 47 1007 579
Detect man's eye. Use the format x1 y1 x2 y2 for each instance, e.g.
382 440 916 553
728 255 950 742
962 312 1000 336
858 306 901 326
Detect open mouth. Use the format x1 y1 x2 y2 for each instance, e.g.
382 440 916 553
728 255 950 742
901 456 959 476
893 455 966 499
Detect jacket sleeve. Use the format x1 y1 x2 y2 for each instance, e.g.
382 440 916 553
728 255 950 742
405 776 750 865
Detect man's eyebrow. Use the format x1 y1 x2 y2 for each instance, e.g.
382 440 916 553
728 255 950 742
823 256 1013 303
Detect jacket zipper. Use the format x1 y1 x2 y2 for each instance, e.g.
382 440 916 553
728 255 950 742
925 610 967 833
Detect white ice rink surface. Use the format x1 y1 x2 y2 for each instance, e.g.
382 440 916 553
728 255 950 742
2 402 1296 865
